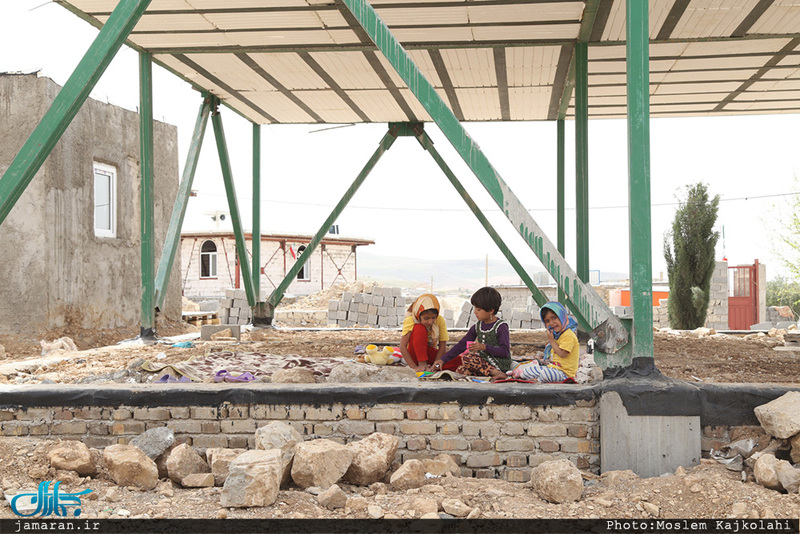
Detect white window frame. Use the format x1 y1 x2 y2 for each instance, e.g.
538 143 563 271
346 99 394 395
200 240 218 279
93 162 117 238
296 245 310 281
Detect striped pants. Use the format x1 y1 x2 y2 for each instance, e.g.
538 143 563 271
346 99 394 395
518 363 568 383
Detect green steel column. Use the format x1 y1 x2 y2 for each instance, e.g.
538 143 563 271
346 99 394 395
268 130 397 310
0 0 152 226
557 119 566 304
575 42 590 284
211 101 256 307
154 95 211 310
415 129 557 316
342 0 628 355
626 0 655 360
252 123 262 303
139 52 156 337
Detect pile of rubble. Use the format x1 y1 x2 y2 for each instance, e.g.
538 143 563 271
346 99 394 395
712 391 800 494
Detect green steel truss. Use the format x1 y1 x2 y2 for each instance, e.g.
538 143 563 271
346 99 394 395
341 0 629 358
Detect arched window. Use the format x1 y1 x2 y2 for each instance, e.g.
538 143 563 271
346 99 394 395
200 240 217 278
296 245 309 280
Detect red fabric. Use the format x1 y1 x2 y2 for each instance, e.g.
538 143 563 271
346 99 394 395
408 323 437 364
442 355 462 371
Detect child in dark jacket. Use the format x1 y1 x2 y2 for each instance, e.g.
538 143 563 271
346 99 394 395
433 287 512 381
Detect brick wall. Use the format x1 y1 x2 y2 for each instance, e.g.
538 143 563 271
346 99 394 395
0 399 599 480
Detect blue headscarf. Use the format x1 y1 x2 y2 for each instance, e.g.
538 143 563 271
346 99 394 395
540 301 578 362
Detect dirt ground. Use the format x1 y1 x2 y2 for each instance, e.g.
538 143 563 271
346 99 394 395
0 437 799 520
1 320 799 385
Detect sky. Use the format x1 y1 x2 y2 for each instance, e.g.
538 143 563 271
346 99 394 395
3 1 799 284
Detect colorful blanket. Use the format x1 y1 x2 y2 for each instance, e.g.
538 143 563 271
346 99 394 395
141 351 350 382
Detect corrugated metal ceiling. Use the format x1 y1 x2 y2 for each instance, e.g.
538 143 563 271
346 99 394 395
61 0 800 123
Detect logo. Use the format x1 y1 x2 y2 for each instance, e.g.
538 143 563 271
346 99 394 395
9 481 92 517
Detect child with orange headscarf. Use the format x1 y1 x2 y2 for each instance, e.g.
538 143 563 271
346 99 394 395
399 294 449 372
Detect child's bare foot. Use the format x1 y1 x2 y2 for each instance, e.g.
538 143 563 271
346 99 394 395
489 370 507 382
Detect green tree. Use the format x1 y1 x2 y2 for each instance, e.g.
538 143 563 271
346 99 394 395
771 176 800 280
766 276 800 319
663 183 720 329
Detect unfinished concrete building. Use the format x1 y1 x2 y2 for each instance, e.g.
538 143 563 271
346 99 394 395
0 73 181 336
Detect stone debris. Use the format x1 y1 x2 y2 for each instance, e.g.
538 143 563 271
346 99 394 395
129 427 175 461
165 443 210 485
316 484 347 509
343 432 399 486
221 450 282 508
206 447 246 486
422 454 461 478
441 498 472 517
181 473 215 488
531 459 583 503
255 421 302 485
390 459 426 491
103 444 159 490
47 440 96 476
754 391 800 439
291 439 354 490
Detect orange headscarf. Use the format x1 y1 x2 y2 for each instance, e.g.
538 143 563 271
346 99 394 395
407 294 441 346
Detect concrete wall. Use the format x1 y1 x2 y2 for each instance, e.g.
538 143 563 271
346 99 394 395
0 74 181 335
650 261 729 329
181 236 359 300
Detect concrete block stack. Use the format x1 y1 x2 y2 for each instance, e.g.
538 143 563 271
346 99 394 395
327 286 406 328
455 301 474 329
507 310 537 330
218 288 251 325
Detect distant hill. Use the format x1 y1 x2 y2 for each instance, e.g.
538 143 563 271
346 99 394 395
357 253 539 291
357 252 630 291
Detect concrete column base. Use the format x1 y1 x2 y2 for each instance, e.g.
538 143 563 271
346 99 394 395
600 391 700 477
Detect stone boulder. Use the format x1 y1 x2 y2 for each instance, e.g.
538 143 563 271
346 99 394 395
221 450 282 508
343 432 399 486
442 499 471 517
206 448 246 486
165 443 210 485
390 459 426 491
271 368 317 383
754 392 800 439
182 473 215 488
423 454 460 477
103 445 158 490
317 484 347 509
775 461 800 493
291 439 354 489
255 421 302 485
48 441 96 476
129 427 175 460
753 454 781 490
790 433 800 464
531 459 583 503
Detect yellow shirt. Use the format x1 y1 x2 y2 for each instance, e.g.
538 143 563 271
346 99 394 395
548 329 579 378
401 315 449 346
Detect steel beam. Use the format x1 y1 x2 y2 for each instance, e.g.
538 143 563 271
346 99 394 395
252 123 262 302
0 0 152 226
342 0 628 354
211 99 256 307
139 52 156 337
557 119 566 304
575 41 590 283
414 127 553 313
154 94 211 310
267 129 397 311
626 0 655 361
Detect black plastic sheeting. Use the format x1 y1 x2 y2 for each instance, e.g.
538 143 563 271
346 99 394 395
1 378 798 426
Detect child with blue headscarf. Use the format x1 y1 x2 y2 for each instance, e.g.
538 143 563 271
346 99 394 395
511 301 580 383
